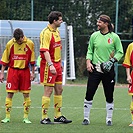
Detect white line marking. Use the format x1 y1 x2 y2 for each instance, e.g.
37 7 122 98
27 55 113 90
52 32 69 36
0 106 129 111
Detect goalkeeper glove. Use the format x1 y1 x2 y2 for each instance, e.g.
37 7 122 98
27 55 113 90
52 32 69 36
100 58 117 73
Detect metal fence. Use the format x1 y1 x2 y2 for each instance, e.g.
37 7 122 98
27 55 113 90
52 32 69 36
0 0 133 83
0 20 77 84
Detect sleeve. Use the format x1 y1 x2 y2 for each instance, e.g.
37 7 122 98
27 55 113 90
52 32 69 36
0 43 10 65
86 34 94 60
123 43 133 68
40 31 51 52
30 41 36 65
113 34 124 61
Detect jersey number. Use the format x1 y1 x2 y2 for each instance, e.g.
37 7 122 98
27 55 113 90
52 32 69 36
48 76 52 82
6 83 12 89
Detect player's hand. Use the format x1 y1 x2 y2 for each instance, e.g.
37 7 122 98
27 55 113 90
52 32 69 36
49 65 57 75
86 62 94 72
100 58 116 73
127 75 132 84
95 61 103 73
30 73 35 81
0 72 4 83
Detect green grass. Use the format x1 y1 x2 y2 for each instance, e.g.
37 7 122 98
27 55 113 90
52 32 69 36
66 77 88 84
0 83 133 133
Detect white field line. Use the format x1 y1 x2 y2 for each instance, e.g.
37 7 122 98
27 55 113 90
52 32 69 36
0 106 129 111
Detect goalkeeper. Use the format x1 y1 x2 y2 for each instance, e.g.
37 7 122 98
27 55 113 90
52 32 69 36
82 14 123 126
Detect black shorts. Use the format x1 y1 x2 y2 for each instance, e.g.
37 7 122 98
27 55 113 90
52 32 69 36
85 66 115 103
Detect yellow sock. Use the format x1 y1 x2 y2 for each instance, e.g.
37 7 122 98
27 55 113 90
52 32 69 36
130 101 133 121
23 97 31 119
42 96 50 119
54 95 62 118
5 97 12 119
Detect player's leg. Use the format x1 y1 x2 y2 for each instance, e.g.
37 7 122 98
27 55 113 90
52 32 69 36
41 86 53 124
20 68 31 123
53 86 62 118
82 69 101 125
128 72 133 126
53 83 72 124
1 68 18 123
105 102 114 126
40 63 54 124
53 65 62 119
23 93 31 124
102 70 115 126
53 62 72 124
1 92 14 123
129 96 133 127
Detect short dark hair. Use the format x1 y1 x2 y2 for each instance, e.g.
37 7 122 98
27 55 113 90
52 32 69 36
98 14 113 32
13 28 24 41
48 11 62 24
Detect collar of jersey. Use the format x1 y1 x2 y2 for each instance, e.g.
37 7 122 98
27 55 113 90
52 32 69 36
13 36 27 43
100 31 110 35
47 24 56 32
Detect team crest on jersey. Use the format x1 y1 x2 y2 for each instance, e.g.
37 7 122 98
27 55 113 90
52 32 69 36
24 47 28 52
108 38 113 44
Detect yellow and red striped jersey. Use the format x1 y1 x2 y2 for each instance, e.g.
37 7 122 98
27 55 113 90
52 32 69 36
40 24 62 62
123 42 133 68
0 36 35 69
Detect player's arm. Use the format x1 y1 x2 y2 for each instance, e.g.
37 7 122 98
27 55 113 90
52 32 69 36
86 59 94 72
126 67 132 84
113 35 124 61
40 31 56 74
29 41 36 81
44 51 56 75
86 34 95 72
30 64 35 81
100 35 124 73
0 65 6 83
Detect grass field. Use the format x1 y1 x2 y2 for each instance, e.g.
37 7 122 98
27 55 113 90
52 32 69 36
0 82 133 133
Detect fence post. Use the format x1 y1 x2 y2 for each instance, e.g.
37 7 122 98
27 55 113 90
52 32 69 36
115 0 119 83
8 20 13 37
31 0 34 21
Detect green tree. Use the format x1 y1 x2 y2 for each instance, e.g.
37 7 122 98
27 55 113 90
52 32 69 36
0 0 132 56
0 0 31 20
0 0 133 77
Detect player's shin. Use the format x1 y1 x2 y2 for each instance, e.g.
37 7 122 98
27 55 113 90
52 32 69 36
83 99 92 121
42 96 50 119
23 97 31 118
106 102 114 122
54 95 62 118
5 97 12 119
130 101 133 121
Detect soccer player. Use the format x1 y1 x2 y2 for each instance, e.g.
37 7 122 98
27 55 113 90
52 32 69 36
0 28 35 123
82 14 123 126
39 11 72 124
123 43 133 127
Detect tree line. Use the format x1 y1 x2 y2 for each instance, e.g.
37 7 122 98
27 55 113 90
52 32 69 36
0 0 133 78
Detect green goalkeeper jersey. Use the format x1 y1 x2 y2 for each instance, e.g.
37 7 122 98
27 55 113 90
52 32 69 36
86 31 123 64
